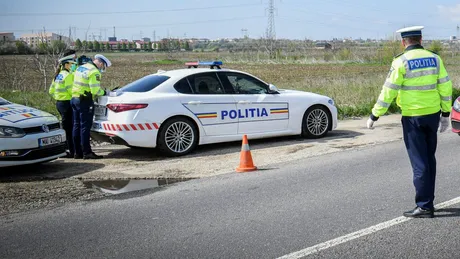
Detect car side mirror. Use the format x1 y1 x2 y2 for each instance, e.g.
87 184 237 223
268 84 279 94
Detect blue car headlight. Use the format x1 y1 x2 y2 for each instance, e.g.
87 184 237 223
454 98 460 112
0 126 26 138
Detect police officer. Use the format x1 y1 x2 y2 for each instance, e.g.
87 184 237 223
367 26 453 218
71 54 111 159
49 52 77 158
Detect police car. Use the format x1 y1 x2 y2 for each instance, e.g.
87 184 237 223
452 96 460 135
90 61 338 156
0 97 67 167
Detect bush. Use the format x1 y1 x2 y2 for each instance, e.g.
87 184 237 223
428 40 443 56
380 41 404 64
338 48 352 61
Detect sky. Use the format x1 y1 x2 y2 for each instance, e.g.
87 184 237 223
1 0 460 41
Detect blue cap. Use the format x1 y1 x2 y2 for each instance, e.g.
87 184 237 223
396 26 424 38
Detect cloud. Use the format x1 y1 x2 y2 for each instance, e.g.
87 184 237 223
438 4 460 22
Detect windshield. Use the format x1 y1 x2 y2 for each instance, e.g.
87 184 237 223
0 97 10 105
118 75 170 93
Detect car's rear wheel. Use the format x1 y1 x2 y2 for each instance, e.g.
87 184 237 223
157 117 198 156
301 105 331 138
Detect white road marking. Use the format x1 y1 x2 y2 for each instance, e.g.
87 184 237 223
277 196 460 259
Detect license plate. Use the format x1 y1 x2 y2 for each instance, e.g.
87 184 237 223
39 135 62 147
94 105 107 116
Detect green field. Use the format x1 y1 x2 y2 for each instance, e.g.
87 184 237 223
1 51 459 119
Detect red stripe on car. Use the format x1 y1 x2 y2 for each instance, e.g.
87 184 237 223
153 123 159 129
145 123 152 130
138 124 145 130
130 124 137 130
116 124 122 131
123 124 130 131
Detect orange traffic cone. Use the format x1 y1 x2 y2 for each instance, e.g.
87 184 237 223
236 134 257 173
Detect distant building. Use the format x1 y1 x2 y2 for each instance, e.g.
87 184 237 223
19 32 70 47
108 37 117 42
142 37 151 42
0 32 15 42
450 36 457 41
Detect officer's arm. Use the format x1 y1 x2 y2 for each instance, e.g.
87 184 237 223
49 80 55 95
89 72 105 97
371 60 403 119
437 58 453 116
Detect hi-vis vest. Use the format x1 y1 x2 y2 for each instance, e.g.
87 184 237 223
72 63 104 98
372 45 452 117
49 70 73 101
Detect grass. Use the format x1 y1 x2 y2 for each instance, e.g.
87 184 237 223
1 51 460 119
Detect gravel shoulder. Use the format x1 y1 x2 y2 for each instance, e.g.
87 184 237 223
0 114 405 215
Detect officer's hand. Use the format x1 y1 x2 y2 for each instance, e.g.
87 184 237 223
367 118 375 129
439 116 450 133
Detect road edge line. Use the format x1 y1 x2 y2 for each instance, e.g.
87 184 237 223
277 196 460 259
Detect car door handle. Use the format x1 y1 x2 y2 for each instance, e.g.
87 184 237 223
188 101 202 105
238 100 251 104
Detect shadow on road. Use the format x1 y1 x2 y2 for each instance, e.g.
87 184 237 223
435 208 460 218
98 129 364 162
0 161 105 183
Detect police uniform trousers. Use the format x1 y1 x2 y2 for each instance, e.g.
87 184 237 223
55 100 74 155
401 111 440 210
70 97 94 156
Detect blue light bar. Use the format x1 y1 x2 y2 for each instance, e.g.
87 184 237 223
198 61 223 66
185 60 223 69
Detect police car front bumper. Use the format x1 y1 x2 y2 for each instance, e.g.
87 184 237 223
0 129 67 168
0 143 66 167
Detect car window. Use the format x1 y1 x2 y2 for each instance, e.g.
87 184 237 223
187 73 225 94
222 72 268 94
0 97 9 105
119 75 170 93
173 78 193 94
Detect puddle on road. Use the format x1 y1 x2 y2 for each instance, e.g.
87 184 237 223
82 178 193 194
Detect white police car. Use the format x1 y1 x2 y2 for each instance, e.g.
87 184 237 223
0 97 67 167
91 61 338 156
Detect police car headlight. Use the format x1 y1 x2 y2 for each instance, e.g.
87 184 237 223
328 99 335 106
0 126 26 138
454 98 460 112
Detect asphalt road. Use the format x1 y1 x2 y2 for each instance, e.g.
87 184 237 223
1 132 460 259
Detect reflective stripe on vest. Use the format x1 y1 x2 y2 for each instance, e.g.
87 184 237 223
438 76 450 84
377 99 390 108
401 84 437 91
384 81 401 90
52 71 72 101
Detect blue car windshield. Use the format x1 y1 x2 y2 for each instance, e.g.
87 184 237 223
118 75 170 93
0 98 9 105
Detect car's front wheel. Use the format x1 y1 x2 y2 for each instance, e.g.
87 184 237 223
157 117 198 156
301 105 331 138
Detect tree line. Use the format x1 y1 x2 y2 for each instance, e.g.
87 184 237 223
73 38 192 52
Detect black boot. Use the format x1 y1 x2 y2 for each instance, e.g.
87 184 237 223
83 152 103 160
63 152 74 158
403 207 434 218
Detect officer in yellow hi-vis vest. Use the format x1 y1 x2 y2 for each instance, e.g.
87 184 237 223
49 51 77 158
71 54 111 159
367 26 453 218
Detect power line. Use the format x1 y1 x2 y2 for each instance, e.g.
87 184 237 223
0 3 263 17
